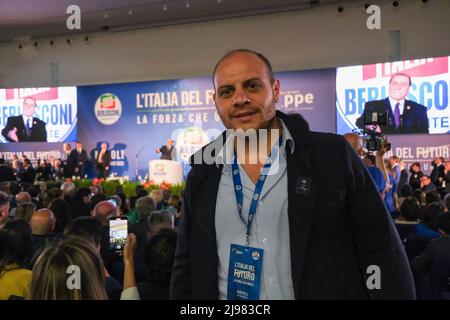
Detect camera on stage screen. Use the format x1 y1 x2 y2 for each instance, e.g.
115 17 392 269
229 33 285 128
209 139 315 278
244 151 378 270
356 111 391 152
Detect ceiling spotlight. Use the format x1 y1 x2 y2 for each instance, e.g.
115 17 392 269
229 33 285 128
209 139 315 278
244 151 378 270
33 41 38 47
336 6 344 14
66 38 71 44
84 36 90 43
49 40 54 46
128 9 133 15
185 1 190 8
163 4 167 11
104 12 109 19
18 44 23 49
217 0 222 3
392 1 399 8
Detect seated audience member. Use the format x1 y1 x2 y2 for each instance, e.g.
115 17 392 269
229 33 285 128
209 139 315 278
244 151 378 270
412 213 450 299
29 209 56 266
90 193 108 215
150 189 164 210
421 175 437 193
9 191 31 218
398 184 413 208
405 202 444 261
30 235 109 300
60 181 76 207
148 210 173 239
413 189 427 208
43 187 63 208
48 198 71 235
425 190 441 206
395 197 420 241
90 185 102 196
416 202 444 239
0 158 16 182
127 189 149 224
72 187 92 219
14 202 37 223
0 220 33 300
26 184 44 210
129 196 156 248
64 217 123 300
0 191 10 229
121 229 177 300
92 200 119 273
445 194 450 212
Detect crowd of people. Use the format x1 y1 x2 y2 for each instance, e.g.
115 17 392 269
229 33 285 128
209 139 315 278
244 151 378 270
0 142 111 185
1 48 450 300
344 133 450 299
0 177 182 300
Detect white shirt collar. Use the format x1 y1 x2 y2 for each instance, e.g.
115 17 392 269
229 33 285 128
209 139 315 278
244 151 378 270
389 98 405 115
22 115 33 127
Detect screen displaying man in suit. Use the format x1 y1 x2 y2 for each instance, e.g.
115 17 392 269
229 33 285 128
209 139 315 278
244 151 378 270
1 97 47 142
356 73 429 134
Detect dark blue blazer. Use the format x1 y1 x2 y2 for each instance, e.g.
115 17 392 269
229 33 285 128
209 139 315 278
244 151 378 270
170 111 416 300
356 98 429 134
1 115 47 142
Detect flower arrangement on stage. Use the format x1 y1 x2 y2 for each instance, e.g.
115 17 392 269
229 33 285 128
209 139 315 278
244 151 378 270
46 178 185 198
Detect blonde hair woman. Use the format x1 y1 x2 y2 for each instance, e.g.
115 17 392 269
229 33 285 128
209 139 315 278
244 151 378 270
30 235 108 300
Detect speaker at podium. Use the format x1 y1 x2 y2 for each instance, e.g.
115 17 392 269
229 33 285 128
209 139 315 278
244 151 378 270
149 159 183 184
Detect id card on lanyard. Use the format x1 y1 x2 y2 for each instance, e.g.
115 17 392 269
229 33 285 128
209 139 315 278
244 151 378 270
227 136 282 300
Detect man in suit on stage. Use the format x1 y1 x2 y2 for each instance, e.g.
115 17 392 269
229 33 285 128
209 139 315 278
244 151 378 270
1 97 47 142
356 73 429 134
95 143 111 179
69 141 88 178
170 49 415 300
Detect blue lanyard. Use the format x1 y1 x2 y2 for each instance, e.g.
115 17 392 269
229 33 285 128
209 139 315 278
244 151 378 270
231 136 282 246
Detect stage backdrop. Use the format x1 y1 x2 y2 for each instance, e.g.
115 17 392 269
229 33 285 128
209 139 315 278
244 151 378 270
77 68 336 179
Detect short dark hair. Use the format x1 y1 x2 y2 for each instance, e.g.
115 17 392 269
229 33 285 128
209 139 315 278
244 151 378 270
400 197 420 221
212 49 275 88
425 190 441 205
48 198 71 234
389 73 412 86
399 184 413 198
0 219 33 273
143 228 177 286
421 202 445 228
64 217 103 247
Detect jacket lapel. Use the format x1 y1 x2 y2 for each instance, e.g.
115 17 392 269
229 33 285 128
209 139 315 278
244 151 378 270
384 98 395 127
278 111 318 298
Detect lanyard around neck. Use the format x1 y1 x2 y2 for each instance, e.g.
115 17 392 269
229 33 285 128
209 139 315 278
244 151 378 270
231 136 282 246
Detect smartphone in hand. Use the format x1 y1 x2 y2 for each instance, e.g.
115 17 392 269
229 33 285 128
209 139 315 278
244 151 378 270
109 216 128 252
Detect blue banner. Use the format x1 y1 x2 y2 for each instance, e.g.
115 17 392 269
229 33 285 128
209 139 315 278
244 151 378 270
77 69 336 179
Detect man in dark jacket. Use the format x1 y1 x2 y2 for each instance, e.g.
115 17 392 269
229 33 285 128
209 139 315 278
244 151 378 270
170 49 416 300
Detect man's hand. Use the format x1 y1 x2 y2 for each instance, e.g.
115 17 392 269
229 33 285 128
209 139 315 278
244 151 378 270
8 127 19 142
105 166 109 171
156 147 161 153
124 233 137 266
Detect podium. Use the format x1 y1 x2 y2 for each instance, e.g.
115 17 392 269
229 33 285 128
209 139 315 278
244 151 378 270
149 160 183 184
